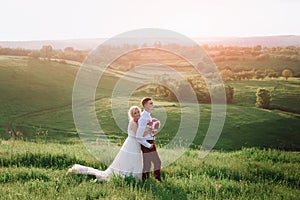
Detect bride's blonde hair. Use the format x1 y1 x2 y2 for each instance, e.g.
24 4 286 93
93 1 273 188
128 106 141 120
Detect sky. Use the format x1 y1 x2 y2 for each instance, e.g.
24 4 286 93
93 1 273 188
1 0 300 41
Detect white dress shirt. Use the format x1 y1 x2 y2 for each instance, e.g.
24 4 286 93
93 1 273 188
136 110 154 148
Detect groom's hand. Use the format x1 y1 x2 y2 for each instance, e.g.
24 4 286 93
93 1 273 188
149 144 154 149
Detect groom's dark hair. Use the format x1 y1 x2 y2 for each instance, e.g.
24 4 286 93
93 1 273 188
141 97 152 107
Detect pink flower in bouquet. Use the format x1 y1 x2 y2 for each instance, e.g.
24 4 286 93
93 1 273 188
147 118 160 132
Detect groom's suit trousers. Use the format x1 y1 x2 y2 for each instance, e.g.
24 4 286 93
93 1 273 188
141 140 161 181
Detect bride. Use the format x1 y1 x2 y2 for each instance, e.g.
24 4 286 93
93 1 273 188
67 106 144 181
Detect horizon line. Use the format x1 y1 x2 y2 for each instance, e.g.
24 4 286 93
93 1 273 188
1 34 299 42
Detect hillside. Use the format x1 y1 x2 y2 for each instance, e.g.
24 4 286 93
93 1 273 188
0 56 299 150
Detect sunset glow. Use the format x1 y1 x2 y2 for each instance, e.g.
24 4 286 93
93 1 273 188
1 0 300 41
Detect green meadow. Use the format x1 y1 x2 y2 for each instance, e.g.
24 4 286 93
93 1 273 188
0 55 300 199
0 140 299 199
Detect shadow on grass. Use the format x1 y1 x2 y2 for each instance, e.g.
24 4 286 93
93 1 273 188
110 172 188 200
0 152 103 170
64 172 188 199
270 105 300 114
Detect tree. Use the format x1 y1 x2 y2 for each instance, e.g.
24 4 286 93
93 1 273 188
267 71 279 78
256 53 270 61
253 45 262 52
28 50 40 59
220 69 234 81
154 41 162 48
176 81 194 101
141 43 148 48
255 70 266 80
225 85 234 104
64 47 74 53
223 65 232 71
40 45 53 60
282 69 293 80
256 88 271 109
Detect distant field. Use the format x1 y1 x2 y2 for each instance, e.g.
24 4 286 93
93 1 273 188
229 78 300 112
0 55 299 150
215 58 300 74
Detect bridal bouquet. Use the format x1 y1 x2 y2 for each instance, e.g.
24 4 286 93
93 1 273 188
147 118 161 133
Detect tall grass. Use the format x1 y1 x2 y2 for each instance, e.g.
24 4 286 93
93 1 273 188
1 140 299 199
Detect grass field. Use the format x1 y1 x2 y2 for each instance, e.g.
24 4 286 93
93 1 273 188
0 55 300 199
1 55 299 150
0 140 299 199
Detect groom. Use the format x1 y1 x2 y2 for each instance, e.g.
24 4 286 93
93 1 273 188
136 97 162 182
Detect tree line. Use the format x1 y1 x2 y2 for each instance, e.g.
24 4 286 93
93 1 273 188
205 44 300 62
0 44 298 80
145 74 234 104
220 68 294 81
0 45 89 62
1 44 299 63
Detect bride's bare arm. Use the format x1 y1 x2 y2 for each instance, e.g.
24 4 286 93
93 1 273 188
129 121 138 133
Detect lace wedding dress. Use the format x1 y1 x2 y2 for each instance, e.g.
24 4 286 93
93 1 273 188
67 120 143 181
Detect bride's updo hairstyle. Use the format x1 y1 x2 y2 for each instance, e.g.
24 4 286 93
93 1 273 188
128 106 141 120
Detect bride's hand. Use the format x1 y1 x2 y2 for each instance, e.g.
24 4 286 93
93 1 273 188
143 130 151 137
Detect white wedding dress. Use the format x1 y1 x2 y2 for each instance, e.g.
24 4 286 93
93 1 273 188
67 120 143 181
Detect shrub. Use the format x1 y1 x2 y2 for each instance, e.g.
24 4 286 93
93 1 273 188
176 81 194 101
255 70 266 80
225 85 234 104
58 60 67 64
281 69 293 80
267 71 279 78
235 71 255 80
256 88 271 109
256 53 270 61
220 69 234 81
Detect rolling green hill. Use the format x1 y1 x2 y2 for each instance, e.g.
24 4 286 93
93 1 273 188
0 55 299 150
0 56 78 140
0 55 299 199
